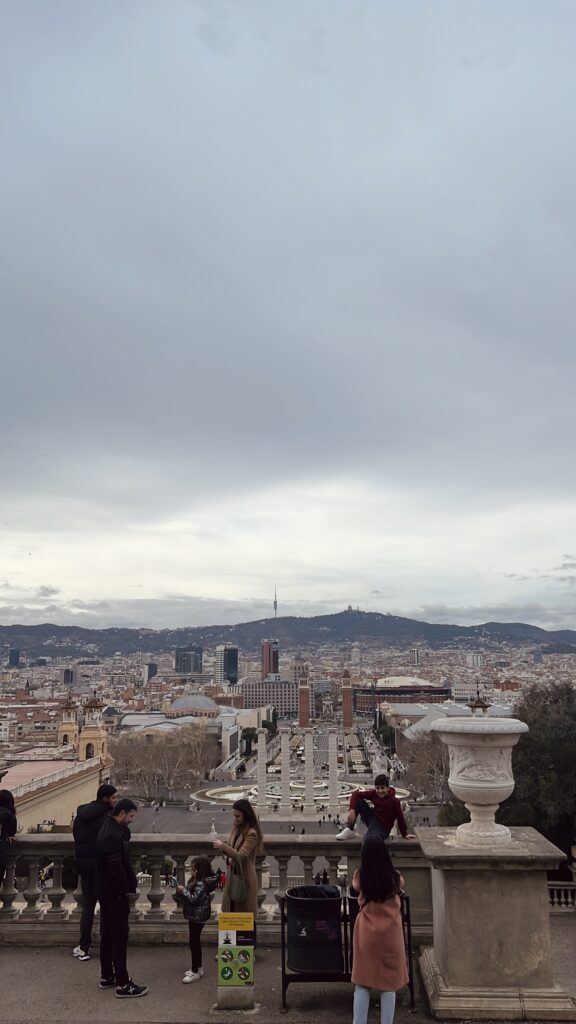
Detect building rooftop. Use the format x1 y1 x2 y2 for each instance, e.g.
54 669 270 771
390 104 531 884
375 676 444 689
2 759 77 788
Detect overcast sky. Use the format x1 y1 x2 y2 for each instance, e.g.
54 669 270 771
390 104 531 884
2 1 576 632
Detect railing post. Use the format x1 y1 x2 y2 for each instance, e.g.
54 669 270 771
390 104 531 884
326 852 342 887
300 854 314 885
256 854 267 921
68 877 83 923
45 858 67 919
20 857 42 919
144 856 167 919
0 856 19 920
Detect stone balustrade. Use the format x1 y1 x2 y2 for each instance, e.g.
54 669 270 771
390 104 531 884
547 881 576 912
0 833 433 946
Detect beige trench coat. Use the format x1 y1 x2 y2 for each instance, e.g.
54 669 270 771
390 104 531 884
219 825 260 919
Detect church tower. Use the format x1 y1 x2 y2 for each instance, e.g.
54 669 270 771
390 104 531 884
57 696 79 748
78 696 108 761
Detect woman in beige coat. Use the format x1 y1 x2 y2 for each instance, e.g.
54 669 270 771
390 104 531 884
213 799 262 921
351 835 408 1024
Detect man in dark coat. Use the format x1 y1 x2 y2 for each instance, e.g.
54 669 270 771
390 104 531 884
72 782 117 960
95 798 147 998
0 790 17 887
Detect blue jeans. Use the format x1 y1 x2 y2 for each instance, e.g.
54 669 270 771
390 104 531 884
355 797 390 841
353 987 395 1024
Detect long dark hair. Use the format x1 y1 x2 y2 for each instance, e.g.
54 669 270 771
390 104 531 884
232 799 263 849
189 856 214 885
0 790 15 812
359 835 401 903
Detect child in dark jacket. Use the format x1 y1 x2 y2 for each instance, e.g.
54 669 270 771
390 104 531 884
174 857 220 983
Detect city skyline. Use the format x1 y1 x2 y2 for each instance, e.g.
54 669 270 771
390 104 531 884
2 3 576 631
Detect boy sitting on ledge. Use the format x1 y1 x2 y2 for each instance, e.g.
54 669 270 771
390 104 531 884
336 774 415 841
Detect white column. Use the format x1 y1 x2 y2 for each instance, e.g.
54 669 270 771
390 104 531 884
328 729 339 817
279 727 292 816
303 728 316 816
256 729 268 816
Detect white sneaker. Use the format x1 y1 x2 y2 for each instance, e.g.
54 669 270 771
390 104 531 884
336 826 356 841
182 970 200 984
197 967 204 977
72 946 91 960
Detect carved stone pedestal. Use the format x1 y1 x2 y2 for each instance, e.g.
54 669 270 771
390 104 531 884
418 827 576 1020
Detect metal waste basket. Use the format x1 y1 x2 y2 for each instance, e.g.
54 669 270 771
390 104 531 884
285 884 344 973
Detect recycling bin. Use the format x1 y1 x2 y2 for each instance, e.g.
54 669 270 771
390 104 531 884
285 885 344 973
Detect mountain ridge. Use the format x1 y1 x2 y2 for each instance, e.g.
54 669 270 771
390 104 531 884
1 610 575 659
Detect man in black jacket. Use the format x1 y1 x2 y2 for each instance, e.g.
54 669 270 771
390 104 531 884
72 782 117 960
95 798 147 998
0 789 18 887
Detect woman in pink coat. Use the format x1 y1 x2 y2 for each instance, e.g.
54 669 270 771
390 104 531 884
351 835 408 1024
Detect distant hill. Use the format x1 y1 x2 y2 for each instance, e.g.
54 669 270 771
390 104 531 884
1 609 576 660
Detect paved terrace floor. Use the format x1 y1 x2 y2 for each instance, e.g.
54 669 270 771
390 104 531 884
0 917 574 1024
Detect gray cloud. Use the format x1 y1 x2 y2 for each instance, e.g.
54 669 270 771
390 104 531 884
406 602 576 632
1 2 576 627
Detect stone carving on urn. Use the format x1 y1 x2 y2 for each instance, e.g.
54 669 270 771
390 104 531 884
449 745 512 784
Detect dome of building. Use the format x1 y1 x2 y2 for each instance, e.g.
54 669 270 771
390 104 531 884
167 694 219 718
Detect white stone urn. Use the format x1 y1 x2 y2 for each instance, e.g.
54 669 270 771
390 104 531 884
431 715 528 847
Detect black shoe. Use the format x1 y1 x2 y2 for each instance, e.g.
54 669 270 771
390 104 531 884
115 981 148 998
99 977 116 989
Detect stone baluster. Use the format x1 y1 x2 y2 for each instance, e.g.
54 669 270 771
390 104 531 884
324 852 340 886
68 876 83 922
144 856 167 919
256 853 267 920
172 855 187 887
20 856 42 918
0 856 19 920
300 853 315 885
45 857 67 918
272 853 290 918
166 855 187 923
275 854 290 893
126 853 143 920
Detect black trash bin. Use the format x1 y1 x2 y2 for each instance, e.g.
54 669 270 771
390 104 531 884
286 885 344 973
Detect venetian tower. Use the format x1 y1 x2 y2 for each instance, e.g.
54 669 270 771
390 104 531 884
78 696 108 761
57 695 79 748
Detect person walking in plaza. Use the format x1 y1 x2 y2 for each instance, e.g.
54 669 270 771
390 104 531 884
336 775 414 842
174 856 220 984
95 797 147 998
0 789 17 887
213 799 262 925
72 782 117 961
350 835 408 1024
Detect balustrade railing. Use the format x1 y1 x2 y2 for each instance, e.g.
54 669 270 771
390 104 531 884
547 881 576 912
0 834 433 945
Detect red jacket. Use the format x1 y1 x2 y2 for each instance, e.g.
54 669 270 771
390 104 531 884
349 787 408 838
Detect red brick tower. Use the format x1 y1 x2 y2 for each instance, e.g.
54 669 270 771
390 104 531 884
298 667 310 728
342 669 353 729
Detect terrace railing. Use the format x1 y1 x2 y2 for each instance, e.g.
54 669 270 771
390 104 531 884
0 833 433 946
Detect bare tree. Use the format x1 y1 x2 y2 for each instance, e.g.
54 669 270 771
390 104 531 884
110 725 219 800
403 733 450 802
